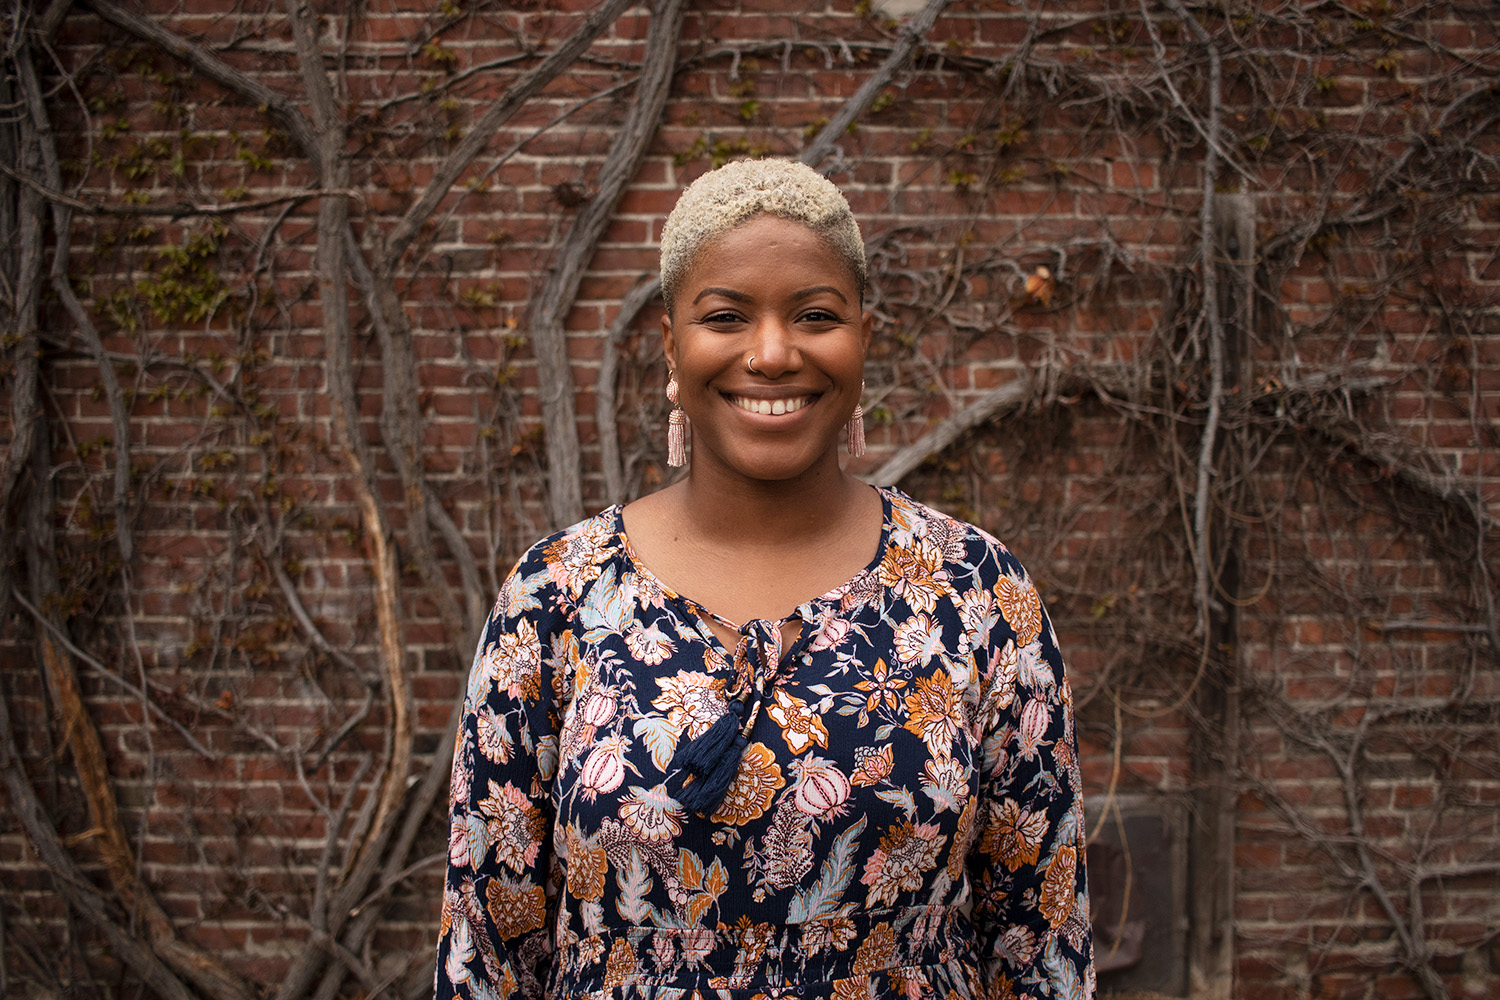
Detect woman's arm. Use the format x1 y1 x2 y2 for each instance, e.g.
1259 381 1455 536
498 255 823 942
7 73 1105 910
435 565 565 1000
968 560 1096 1000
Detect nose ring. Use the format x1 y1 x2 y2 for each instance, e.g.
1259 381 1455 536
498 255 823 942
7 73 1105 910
746 356 763 376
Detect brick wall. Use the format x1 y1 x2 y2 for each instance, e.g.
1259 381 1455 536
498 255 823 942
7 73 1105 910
2 1 1496 997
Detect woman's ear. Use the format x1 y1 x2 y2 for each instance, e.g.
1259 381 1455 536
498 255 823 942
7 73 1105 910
860 309 873 353
661 310 676 370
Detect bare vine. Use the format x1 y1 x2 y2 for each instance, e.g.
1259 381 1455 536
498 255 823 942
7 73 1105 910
1 1 1496 999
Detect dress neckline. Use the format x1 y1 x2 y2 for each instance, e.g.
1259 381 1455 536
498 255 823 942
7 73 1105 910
610 485 895 638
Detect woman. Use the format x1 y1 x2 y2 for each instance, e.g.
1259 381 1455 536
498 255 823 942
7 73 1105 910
435 159 1094 999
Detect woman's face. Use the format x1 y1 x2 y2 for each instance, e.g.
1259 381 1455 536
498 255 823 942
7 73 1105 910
662 214 872 485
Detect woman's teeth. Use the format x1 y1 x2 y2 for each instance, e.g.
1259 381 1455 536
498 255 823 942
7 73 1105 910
731 396 811 416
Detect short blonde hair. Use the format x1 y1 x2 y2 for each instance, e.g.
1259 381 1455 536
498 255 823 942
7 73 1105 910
659 158 866 308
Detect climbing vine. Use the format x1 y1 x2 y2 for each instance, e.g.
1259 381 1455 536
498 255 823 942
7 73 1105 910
1 1 1496 998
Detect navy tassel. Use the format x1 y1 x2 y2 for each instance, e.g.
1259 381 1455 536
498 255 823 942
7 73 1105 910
678 732 748 815
671 701 741 774
670 701 747 815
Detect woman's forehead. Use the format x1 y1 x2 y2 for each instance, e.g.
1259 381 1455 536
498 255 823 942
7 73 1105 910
675 216 861 294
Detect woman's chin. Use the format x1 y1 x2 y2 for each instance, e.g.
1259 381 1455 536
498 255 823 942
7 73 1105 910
695 438 842 484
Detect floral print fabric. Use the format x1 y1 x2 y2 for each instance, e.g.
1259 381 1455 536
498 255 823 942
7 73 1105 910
435 487 1094 1000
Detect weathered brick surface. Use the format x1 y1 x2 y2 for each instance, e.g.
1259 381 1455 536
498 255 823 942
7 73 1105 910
2 1 1497 997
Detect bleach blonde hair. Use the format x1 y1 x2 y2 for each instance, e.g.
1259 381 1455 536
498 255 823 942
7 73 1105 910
659 158 866 309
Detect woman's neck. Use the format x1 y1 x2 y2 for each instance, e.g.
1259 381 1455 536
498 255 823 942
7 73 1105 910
676 459 868 552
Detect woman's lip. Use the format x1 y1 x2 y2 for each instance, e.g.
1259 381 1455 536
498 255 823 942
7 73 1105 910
725 393 817 416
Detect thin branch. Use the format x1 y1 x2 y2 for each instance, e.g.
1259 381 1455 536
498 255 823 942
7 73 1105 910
1368 620 1489 635
10 588 218 758
598 276 664 502
344 226 483 649
527 0 687 528
0 162 346 216
0 680 198 1000
379 0 636 271
866 376 1033 486
1155 0 1226 639
81 0 319 164
278 4 411 997
801 0 955 170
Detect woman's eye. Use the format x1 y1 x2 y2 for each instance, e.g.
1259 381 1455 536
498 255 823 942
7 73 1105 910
701 310 744 325
800 309 842 324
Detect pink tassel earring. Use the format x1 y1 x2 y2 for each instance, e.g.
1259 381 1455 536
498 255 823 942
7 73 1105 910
667 375 688 467
846 380 866 458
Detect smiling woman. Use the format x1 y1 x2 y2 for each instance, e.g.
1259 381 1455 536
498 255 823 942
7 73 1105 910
435 159 1097 1000
660 215 871 493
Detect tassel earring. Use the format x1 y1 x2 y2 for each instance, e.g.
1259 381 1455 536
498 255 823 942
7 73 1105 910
846 380 866 458
667 375 688 467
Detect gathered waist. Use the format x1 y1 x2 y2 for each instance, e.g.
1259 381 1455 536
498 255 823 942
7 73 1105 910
549 905 979 994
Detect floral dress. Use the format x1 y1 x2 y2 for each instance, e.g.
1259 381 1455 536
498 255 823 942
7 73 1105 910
435 487 1094 1000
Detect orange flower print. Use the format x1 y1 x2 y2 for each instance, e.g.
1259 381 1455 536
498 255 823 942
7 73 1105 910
765 688 829 754
959 585 998 642
564 826 607 903
831 978 870 1000
482 617 540 700
603 934 637 987
851 743 894 787
902 669 962 757
803 915 858 954
876 538 952 615
995 571 1043 647
619 784 686 842
985 798 1049 872
860 819 943 906
710 742 783 826
921 754 969 813
998 924 1038 967
947 796 978 879
887 968 927 998
543 517 615 597
854 658 907 716
485 877 547 939
653 671 729 739
477 779 544 873
1038 844 1078 927
981 639 1020 721
852 921 897 975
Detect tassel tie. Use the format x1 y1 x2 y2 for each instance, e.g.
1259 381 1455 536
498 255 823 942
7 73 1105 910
668 619 790 816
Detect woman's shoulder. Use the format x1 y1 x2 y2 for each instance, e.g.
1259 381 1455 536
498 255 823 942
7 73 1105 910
879 485 1028 580
488 505 628 623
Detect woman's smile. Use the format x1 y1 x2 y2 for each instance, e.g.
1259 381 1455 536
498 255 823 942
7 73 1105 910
725 393 817 416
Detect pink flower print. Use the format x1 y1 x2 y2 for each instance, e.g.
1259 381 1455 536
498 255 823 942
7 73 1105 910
579 735 630 802
893 613 944 666
1017 698 1052 760
626 623 675 665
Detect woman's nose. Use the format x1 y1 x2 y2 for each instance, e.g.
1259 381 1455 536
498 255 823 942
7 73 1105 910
747 318 801 377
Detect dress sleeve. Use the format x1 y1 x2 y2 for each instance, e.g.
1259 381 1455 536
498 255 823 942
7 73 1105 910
967 556 1096 1000
435 556 566 1000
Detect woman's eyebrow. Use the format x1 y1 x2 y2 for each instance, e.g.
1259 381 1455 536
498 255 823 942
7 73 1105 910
790 285 848 304
692 286 751 304
691 285 849 305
